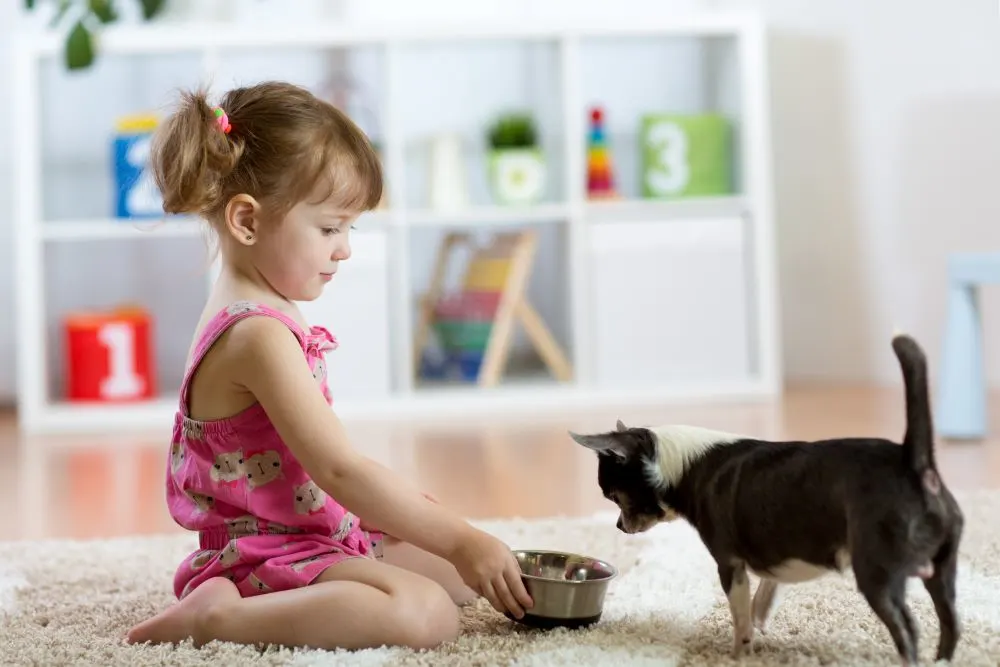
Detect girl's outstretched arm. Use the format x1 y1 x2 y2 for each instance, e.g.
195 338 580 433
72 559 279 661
226 315 532 618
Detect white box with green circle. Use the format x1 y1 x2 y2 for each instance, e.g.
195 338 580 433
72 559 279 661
639 113 732 198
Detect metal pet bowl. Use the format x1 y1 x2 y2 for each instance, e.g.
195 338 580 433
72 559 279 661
505 550 618 629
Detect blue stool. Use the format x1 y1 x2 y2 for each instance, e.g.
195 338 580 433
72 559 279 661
937 252 1000 439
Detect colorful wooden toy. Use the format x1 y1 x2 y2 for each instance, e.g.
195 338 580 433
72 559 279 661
64 305 157 402
414 231 573 386
640 112 732 199
586 107 618 200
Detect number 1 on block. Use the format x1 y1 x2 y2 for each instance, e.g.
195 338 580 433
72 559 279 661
98 322 146 399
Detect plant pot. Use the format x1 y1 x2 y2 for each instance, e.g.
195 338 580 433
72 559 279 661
488 148 546 206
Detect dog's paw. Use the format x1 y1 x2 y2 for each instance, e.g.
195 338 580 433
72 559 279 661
730 641 752 658
752 611 771 635
731 630 754 658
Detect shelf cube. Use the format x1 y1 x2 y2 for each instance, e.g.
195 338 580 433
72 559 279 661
64 307 157 403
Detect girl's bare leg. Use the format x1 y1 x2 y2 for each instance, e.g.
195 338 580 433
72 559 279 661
126 557 460 651
381 536 479 606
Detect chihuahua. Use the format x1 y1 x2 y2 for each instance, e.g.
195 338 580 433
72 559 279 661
569 334 963 666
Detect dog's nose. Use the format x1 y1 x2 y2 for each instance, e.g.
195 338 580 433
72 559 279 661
616 516 625 532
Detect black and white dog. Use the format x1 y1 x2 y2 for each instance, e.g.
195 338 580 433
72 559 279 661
569 334 963 665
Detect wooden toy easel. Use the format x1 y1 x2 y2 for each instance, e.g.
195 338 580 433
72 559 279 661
413 230 574 387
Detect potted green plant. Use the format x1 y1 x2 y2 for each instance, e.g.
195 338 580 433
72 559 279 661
487 112 546 206
25 0 166 71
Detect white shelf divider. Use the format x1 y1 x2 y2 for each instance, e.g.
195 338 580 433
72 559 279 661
22 13 768 56
561 32 592 387
583 196 746 224
41 218 205 241
384 41 416 396
405 203 570 228
740 15 783 393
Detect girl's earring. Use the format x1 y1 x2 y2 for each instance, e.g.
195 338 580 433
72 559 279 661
245 234 254 242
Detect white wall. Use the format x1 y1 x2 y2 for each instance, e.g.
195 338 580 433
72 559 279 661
708 0 1000 386
0 0 16 399
2 0 999 406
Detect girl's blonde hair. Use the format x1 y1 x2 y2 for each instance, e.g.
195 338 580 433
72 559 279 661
150 80 382 228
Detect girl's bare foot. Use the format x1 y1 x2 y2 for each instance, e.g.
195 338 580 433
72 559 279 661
126 577 240 647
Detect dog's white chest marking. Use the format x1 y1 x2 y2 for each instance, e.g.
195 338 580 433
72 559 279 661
751 549 851 584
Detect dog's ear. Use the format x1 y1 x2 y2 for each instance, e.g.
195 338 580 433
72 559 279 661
569 430 633 459
616 419 627 432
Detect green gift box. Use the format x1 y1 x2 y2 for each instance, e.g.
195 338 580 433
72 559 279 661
639 113 732 199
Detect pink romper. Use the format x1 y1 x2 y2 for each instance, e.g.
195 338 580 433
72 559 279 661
166 300 383 600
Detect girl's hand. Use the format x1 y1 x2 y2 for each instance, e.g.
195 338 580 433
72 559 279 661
448 526 533 619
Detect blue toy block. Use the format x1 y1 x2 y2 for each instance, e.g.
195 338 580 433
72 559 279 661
112 114 163 220
936 252 1000 439
114 132 163 219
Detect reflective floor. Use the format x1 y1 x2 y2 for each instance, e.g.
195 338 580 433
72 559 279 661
3 385 998 541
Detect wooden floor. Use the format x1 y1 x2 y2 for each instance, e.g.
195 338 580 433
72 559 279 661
2 385 998 542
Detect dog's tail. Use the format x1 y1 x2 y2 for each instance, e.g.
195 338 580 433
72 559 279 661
892 331 937 475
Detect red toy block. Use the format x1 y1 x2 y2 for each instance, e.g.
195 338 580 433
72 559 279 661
64 306 157 402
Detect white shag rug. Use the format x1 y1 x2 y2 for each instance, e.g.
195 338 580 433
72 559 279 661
2 491 1000 666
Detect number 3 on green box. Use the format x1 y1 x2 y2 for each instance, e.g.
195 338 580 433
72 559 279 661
644 120 690 196
641 114 731 199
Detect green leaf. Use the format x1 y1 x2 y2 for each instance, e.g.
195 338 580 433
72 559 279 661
88 0 117 24
139 0 165 20
488 112 538 149
65 18 95 70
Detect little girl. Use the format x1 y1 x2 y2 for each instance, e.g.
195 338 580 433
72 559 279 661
126 80 532 652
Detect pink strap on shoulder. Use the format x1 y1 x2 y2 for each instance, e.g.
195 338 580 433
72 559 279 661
178 301 308 415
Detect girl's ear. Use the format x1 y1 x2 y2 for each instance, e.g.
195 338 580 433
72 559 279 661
224 193 263 245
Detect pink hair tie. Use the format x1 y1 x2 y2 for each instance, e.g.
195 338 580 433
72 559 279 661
213 106 232 134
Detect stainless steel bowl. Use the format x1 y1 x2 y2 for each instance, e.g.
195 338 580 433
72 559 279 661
505 550 618 629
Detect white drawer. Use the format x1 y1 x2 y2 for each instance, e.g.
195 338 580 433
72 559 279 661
587 216 752 388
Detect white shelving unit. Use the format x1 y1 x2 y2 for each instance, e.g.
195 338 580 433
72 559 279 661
11 11 781 435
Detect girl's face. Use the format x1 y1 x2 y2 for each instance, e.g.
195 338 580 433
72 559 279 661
251 196 357 302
